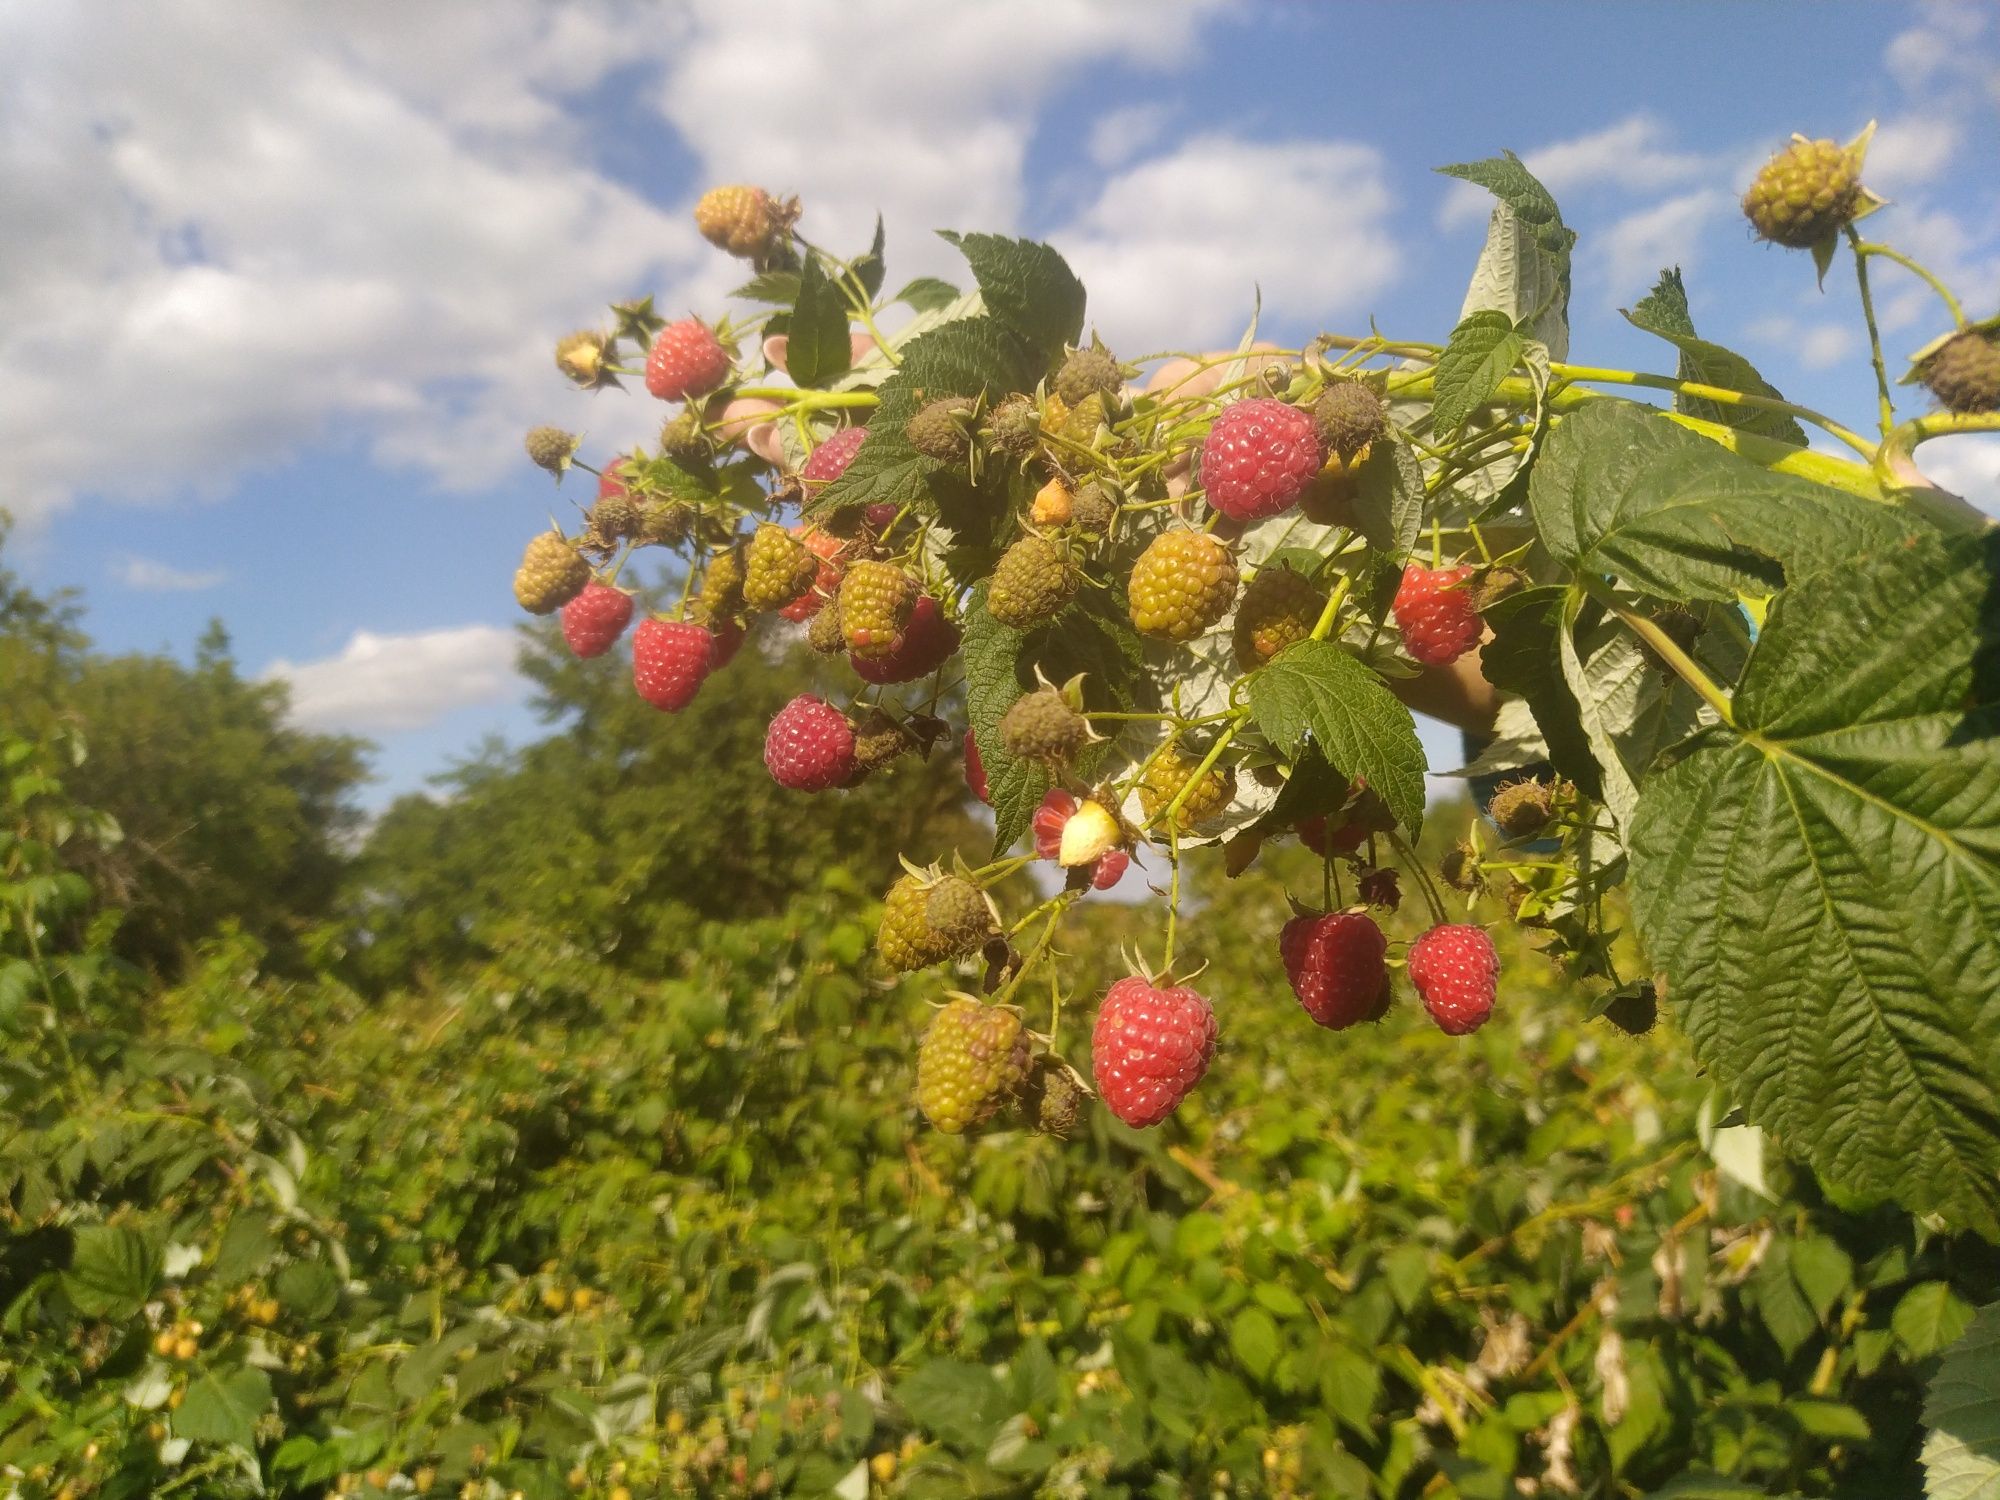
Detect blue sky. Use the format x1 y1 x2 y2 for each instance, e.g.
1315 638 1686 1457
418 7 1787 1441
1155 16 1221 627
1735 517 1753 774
4 0 1997 807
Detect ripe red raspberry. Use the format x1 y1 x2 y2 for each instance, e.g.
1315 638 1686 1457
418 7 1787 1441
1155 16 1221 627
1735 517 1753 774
631 618 714 711
800 426 867 491
848 594 958 684
560 581 634 659
776 527 847 622
645 319 731 402
1200 398 1322 521
1393 563 1483 666
1407 922 1499 1035
1031 790 1128 890
708 614 746 669
964 728 990 804
1091 976 1217 1128
597 455 633 505
763 694 856 791
1280 912 1390 1029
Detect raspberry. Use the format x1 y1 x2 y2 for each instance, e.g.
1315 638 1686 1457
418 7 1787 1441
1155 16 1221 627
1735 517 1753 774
645 319 731 402
555 329 611 389
1055 340 1122 406
560 581 634 658
964 729 990 804
1199 398 1322 521
513 532 590 615
1488 779 1554 838
1393 563 1483 666
693 184 796 261
1032 790 1127 890
1025 1061 1084 1137
905 397 974 463
839 560 917 660
631 618 714 711
1407 923 1499 1036
987 536 1079 629
1357 867 1401 910
914 999 1031 1134
1090 976 1217 1129
1128 530 1237 641
597 455 634 505
1280 911 1390 1029
1029 478 1073 527
850 707 914 777
1441 841 1482 894
697 546 747 623
658 409 710 463
1138 745 1235 832
849 594 957 683
1468 565 1530 615
1232 565 1324 671
708 614 746 670
776 527 847 622
1918 329 2000 414
1742 136 1864 248
743 523 820 612
923 876 998 958
1298 785 1396 857
985 394 1041 460
801 426 867 491
1311 382 1388 461
1070 482 1117 535
587 491 639 546
1000 687 1089 765
806 598 847 654
638 500 694 547
524 425 579 476
763 694 856 792
878 873 960 973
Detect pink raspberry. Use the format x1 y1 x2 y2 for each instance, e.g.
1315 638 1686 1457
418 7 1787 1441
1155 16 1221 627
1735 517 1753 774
1199 398 1322 521
1393 564 1483 666
964 728 990 804
1280 911 1390 1029
1091 976 1218 1128
645 319 731 402
560 580 634 659
800 426 867 491
631 619 714 712
764 694 856 792
597 455 633 504
1407 922 1499 1035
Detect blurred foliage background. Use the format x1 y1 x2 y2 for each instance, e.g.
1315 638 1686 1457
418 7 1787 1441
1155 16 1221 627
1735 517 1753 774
1 535 1994 1500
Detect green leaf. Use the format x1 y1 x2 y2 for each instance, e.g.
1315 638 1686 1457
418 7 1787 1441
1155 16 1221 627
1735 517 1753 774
1530 400 1921 602
1253 1282 1307 1318
1229 1305 1280 1380
729 270 801 305
63 1225 160 1319
852 215 887 301
1349 436 1424 558
276 1259 340 1320
1789 1235 1854 1323
892 276 961 314
1628 530 2000 1233
1786 1400 1872 1441
1921 1301 2000 1500
1317 1340 1381 1439
1437 151 1575 359
785 253 852 389
1900 1282 1978 1359
1754 1244 1818 1358
961 582 1047 857
1623 268 1808 446
175 1365 274 1451
896 1359 1011 1451
1246 639 1427 834
1432 311 1527 438
938 231 1085 368
1479 586 1600 800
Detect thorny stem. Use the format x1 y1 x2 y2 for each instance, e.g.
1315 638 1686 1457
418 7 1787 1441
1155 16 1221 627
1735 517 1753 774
1853 241 1967 329
1846 226 1898 439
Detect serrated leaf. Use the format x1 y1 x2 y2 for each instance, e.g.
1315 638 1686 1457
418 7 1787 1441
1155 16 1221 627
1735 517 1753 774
1479 586 1601 800
1350 436 1424 558
896 1359 1011 1451
1628 530 2000 1234
786 253 852 389
1901 1283 1978 1359
1438 151 1575 359
175 1365 273 1451
938 231 1085 368
1922 1302 2000 1500
892 276 961 314
1245 639 1426 834
63 1225 160 1319
729 270 801 305
1229 1306 1279 1379
961 582 1047 857
1532 400 1922 602
1433 310 1527 439
1623 268 1807 445
276 1259 340 1320
852 215 887 301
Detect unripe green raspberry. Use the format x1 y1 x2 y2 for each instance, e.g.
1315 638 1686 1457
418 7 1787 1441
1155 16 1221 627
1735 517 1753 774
1138 745 1236 831
999 687 1089 765
588 493 640 544
922 876 998 959
698 546 746 623
1232 566 1324 671
1468 565 1531 615
1128 531 1237 641
1919 329 2000 414
524 426 580 475
1742 136 1864 248
743 523 819 612
806 593 847 654
513 532 590 614
637 499 695 547
1054 341 1122 407
877 873 959 973
985 394 1041 460
1311 382 1387 461
1070 482 1117 535
914 999 1031 1134
840 560 917 659
905 397 975 464
658 409 711 462
987 536 1078 628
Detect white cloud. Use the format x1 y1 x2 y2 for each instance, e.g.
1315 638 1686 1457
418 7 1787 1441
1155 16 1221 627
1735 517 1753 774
1749 316 1858 373
1088 104 1172 169
266 624 522 732
1439 115 1711 229
1867 115 1963 194
1056 135 1399 352
1910 434 2000 518
1597 189 1732 299
113 555 227 592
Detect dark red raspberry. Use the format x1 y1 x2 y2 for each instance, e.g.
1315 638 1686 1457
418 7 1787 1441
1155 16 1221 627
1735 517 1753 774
1393 563 1483 666
1199 398 1322 522
776 527 847 622
964 728 990 804
708 614 746 669
1090 976 1217 1128
631 618 714 711
560 580 634 659
800 426 867 490
645 319 731 402
764 694 856 791
1280 912 1390 1029
849 594 957 684
1407 922 1499 1035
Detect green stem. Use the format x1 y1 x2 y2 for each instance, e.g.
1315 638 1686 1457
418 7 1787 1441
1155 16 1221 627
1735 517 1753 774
1846 226 1898 438
730 387 880 411
1550 362 1877 458
1162 831 1182 973
1154 716 1245 833
1853 241 1967 328
1391 832 1450 926
1305 575 1354 643
1580 577 1735 727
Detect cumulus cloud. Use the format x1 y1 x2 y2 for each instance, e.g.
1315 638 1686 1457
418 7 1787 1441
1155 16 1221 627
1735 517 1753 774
1911 434 2000 518
1597 189 1732 300
1088 104 1173 170
1439 115 1713 230
1749 316 1859 373
1866 115 1963 194
1056 136 1399 353
266 624 522 732
113 555 227 592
